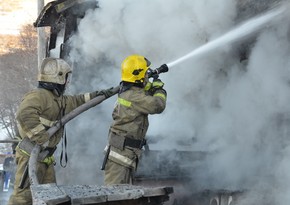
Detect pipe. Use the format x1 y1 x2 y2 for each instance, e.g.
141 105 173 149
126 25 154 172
0 140 20 143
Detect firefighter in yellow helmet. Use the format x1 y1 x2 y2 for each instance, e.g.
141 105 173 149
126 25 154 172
8 57 115 205
103 54 167 185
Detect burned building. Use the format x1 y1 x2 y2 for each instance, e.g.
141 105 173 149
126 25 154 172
31 0 290 204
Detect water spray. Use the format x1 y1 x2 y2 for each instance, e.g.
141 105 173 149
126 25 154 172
154 4 287 74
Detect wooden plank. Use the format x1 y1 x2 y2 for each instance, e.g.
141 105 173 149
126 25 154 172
31 184 173 204
60 185 107 204
31 183 70 205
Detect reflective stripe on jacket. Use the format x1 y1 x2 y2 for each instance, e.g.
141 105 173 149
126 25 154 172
16 88 94 147
110 86 166 140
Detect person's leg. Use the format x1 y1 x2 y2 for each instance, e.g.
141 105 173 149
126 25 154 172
8 153 32 205
104 159 132 185
37 162 56 184
3 171 11 191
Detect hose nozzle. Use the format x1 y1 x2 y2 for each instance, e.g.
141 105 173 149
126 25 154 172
147 64 169 79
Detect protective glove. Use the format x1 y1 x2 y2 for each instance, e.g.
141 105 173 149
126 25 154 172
98 87 115 98
144 82 152 91
152 79 164 89
148 79 165 96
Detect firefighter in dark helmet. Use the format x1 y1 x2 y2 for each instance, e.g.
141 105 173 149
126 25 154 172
8 57 115 205
103 54 167 185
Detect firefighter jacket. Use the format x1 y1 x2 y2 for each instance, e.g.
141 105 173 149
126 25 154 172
107 85 166 169
16 88 99 148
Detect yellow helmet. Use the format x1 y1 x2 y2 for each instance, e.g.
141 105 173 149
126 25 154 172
37 58 72 85
121 54 151 83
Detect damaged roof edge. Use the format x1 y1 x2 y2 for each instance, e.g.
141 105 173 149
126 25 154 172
34 0 98 28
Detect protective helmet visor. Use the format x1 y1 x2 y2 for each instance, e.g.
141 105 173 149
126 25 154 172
66 72 72 85
144 58 151 68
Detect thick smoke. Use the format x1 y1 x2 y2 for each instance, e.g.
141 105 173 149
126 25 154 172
56 0 290 204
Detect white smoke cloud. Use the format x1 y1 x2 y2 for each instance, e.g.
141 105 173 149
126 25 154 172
55 0 290 204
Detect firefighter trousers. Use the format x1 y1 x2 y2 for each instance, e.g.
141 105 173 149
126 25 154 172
104 159 133 185
8 150 56 205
